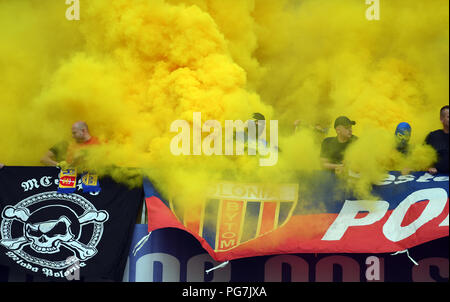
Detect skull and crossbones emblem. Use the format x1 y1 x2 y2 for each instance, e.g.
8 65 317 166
1 192 109 266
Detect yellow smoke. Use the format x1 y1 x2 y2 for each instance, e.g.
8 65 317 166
0 0 448 210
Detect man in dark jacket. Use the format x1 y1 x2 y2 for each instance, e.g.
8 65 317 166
320 116 358 174
425 105 449 174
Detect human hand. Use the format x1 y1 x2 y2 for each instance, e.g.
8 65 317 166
427 167 438 175
401 168 412 175
348 170 361 178
335 165 345 175
57 161 70 170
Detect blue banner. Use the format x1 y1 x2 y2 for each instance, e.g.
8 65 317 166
122 225 448 282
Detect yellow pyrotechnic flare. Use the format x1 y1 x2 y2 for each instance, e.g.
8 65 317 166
0 0 447 208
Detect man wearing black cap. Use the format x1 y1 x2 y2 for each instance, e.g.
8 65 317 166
252 112 266 138
320 116 358 173
244 112 270 154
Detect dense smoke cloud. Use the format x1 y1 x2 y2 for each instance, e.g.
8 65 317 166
0 0 447 205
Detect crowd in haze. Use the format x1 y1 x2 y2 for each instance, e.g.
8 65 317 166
0 106 448 176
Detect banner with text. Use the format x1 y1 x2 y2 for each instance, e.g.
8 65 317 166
122 225 449 282
144 171 449 262
0 166 143 281
2 225 447 282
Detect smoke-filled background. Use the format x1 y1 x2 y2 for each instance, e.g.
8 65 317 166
0 0 448 206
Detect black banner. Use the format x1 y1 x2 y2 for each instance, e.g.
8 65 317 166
0 166 143 281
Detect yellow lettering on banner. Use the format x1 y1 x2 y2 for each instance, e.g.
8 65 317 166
231 185 246 197
220 239 236 249
226 201 240 212
216 200 245 251
247 186 261 199
225 212 239 222
223 222 235 232
217 183 230 197
208 182 298 202
222 232 237 239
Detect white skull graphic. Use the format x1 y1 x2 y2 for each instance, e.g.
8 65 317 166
24 216 74 253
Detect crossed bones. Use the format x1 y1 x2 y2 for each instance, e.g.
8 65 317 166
0 205 109 260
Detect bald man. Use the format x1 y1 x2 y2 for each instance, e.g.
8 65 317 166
40 121 100 167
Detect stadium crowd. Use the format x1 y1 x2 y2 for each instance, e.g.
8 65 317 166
0 106 448 175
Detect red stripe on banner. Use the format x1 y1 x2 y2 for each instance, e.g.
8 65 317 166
258 202 277 236
145 196 217 257
401 200 428 227
146 196 449 263
213 201 449 261
146 196 185 231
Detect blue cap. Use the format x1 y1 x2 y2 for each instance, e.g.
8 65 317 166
395 122 411 140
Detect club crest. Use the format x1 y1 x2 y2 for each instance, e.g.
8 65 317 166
169 182 298 251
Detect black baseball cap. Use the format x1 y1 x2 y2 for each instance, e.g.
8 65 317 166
252 112 265 120
334 116 356 128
